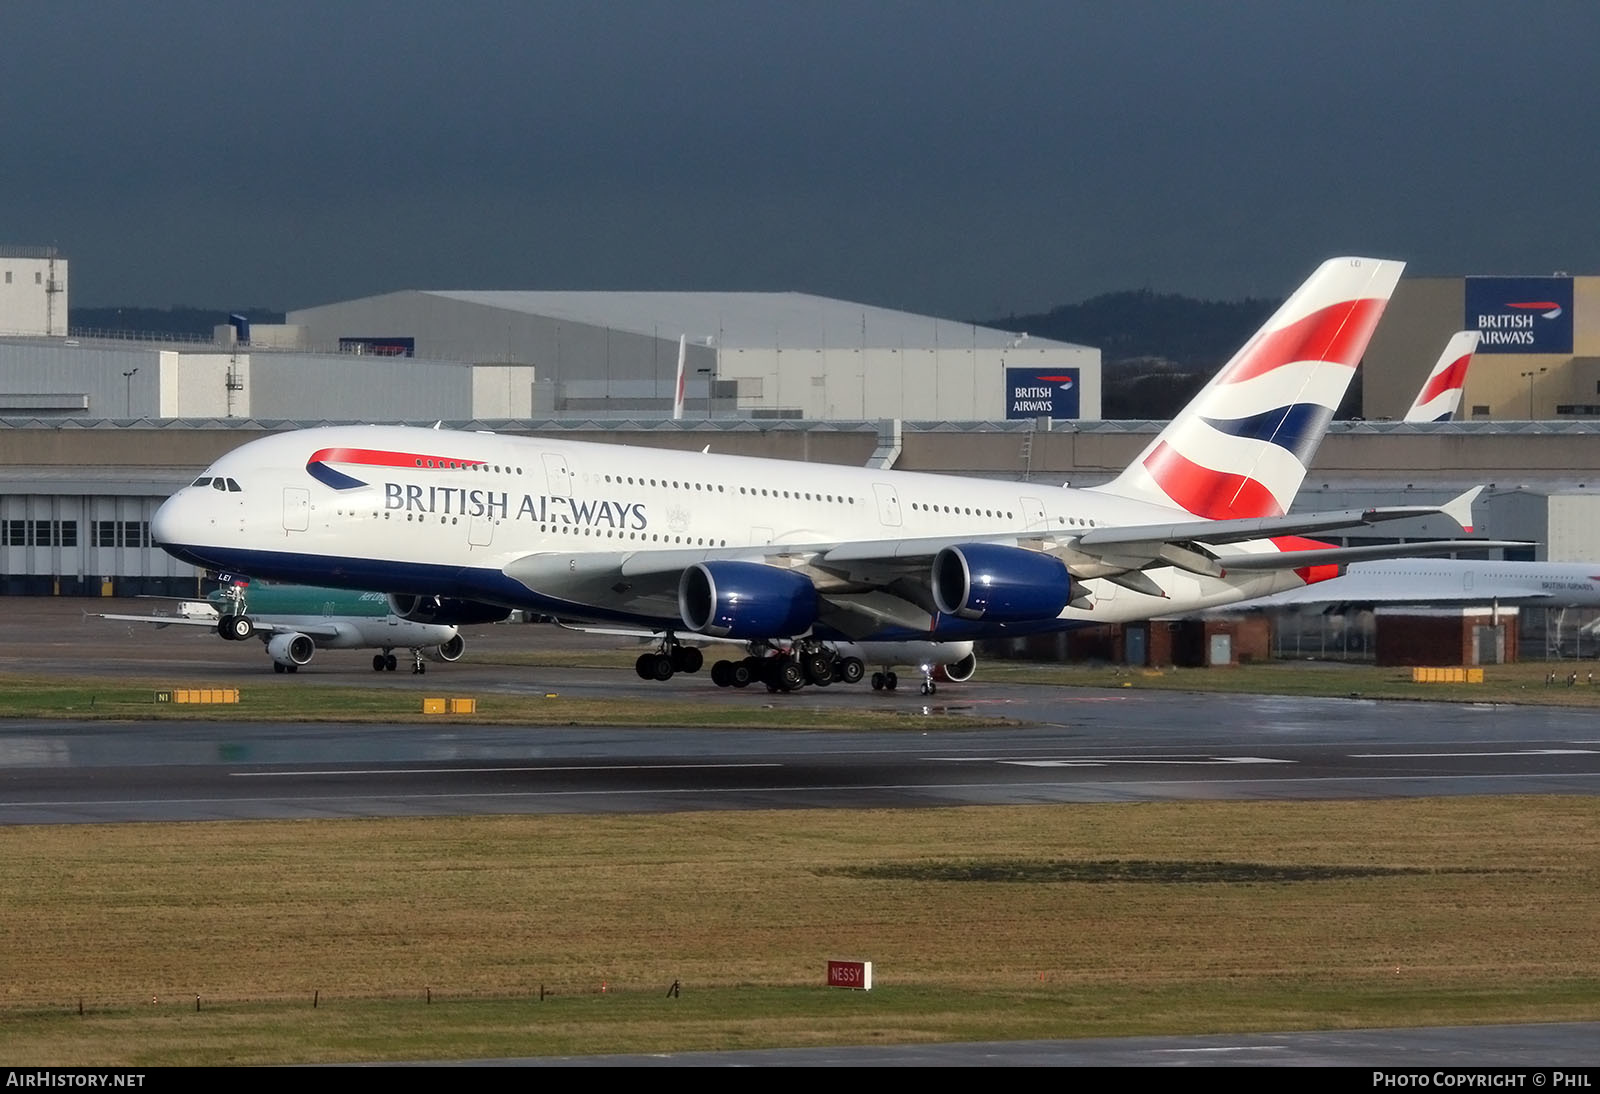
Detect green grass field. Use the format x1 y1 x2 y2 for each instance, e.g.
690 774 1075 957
2 657 1598 1063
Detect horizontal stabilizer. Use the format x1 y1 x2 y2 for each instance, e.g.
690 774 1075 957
1219 539 1533 571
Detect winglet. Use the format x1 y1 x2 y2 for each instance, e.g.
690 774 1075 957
1441 485 1485 532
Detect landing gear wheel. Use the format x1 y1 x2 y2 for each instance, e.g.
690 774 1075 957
652 652 675 681
838 657 865 685
636 653 656 680
920 681 937 696
775 658 805 692
373 654 386 672
385 654 398 671
802 652 833 686
711 660 733 687
218 614 253 641
672 646 704 674
730 660 753 688
885 671 898 691
871 672 885 691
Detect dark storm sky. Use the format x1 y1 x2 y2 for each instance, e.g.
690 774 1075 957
6 0 1598 317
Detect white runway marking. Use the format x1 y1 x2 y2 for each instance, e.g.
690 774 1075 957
999 756 1295 767
1348 749 1598 758
230 762 783 778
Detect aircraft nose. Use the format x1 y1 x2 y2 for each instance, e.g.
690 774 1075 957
150 492 183 547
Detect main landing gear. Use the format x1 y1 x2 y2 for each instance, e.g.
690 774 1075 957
705 640 866 694
370 648 427 674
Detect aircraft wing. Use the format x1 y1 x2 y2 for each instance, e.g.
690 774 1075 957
1216 540 1535 571
1074 487 1486 552
93 612 213 631
498 485 1504 637
92 612 346 640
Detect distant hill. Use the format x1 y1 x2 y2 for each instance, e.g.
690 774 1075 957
69 306 285 339
983 289 1281 370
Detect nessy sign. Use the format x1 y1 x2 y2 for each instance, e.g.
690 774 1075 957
1006 367 1080 420
1464 276 1573 354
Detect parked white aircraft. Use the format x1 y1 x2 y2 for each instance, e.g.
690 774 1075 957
1403 330 1481 423
150 257 1506 695
96 576 475 673
1237 558 1600 612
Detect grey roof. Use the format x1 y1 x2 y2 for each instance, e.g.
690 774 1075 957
422 290 1085 352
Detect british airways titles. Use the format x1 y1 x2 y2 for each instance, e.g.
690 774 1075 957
384 483 649 529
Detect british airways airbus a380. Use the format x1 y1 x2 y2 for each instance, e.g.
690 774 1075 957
151 257 1503 695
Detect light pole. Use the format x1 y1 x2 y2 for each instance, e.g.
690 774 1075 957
1520 367 1547 419
122 368 138 417
697 367 712 417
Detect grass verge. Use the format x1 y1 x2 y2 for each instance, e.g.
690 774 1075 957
2 797 1598 1063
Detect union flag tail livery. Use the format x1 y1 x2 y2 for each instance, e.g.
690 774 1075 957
1403 331 1481 423
1094 257 1404 519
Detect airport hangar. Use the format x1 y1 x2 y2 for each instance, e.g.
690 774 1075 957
4 252 1600 662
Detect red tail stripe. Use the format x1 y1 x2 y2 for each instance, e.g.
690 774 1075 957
1417 353 1472 404
1218 297 1388 386
1143 441 1283 519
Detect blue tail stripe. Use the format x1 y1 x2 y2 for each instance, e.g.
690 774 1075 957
1202 403 1333 465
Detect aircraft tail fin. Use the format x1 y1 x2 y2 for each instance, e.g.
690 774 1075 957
1403 330 1480 423
1092 256 1404 519
672 334 687 420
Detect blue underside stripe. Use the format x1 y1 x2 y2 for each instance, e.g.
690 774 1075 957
158 542 1095 642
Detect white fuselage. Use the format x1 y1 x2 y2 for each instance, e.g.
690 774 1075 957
152 424 1310 642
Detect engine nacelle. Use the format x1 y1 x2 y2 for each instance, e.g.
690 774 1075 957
679 561 818 639
387 594 511 625
267 632 315 667
932 543 1073 622
934 650 978 683
425 633 467 663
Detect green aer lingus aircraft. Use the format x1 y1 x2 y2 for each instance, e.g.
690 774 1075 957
96 576 469 674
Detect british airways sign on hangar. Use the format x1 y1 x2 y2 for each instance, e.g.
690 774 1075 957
1465 276 1573 354
1006 367 1080 420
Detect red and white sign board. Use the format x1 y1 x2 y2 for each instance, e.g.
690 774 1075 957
826 959 872 990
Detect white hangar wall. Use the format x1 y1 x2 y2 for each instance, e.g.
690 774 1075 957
289 290 1101 421
0 338 534 421
0 248 68 337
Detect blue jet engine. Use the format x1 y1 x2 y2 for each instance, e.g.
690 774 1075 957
679 561 819 639
932 543 1073 622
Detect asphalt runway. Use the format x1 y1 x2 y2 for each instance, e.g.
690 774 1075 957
7 598 1600 1067
6 598 1600 824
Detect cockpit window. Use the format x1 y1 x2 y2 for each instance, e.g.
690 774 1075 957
226 479 241 492
191 477 212 488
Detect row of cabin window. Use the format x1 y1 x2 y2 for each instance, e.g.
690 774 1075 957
599 473 859 505
387 511 727 545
